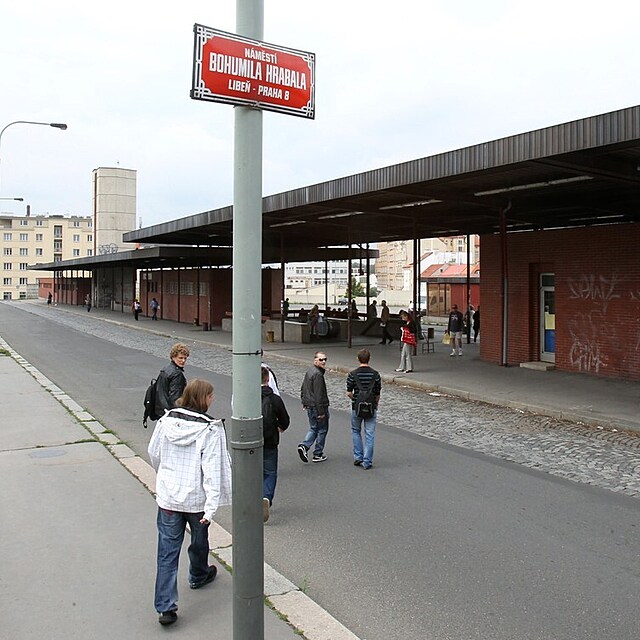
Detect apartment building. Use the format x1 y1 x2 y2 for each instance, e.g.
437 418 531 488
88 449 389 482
0 212 93 299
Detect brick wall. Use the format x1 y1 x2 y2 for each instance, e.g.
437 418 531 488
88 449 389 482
481 223 640 381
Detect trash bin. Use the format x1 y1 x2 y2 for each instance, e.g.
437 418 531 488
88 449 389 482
266 330 275 342
202 322 209 331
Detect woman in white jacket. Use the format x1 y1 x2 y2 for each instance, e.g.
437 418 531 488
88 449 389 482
148 379 232 626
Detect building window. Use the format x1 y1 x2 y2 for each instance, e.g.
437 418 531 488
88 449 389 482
87 220 92 227
53 254 62 263
3 233 11 241
36 220 43 226
19 233 28 241
19 248 28 256
3 248 12 256
19 263 28 270
73 221 80 227
35 249 43 256
3 278 11 285
87 234 93 242
19 291 26 299
53 225 62 238
19 277 28 285
87 249 93 256
54 240 62 251
3 263 10 270
73 234 80 242
19 219 28 226
3 292 11 300
73 249 80 257
36 233 43 241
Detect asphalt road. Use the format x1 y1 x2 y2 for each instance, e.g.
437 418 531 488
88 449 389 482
2 302 639 640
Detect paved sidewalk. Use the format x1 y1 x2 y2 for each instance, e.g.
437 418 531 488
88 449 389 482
0 348 351 640
52 302 640 435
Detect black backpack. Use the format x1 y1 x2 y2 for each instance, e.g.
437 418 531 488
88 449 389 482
353 372 377 419
142 377 160 428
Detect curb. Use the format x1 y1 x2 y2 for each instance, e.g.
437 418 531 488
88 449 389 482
0 336 362 640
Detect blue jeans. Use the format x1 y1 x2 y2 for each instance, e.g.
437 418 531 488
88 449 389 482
351 409 376 468
300 407 330 456
154 508 210 613
263 446 279 504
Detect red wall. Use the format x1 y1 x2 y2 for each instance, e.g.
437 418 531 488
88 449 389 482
481 223 640 381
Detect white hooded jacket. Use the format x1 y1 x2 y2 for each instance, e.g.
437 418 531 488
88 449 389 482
148 407 232 522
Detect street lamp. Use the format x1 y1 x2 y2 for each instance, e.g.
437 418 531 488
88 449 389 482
0 120 68 191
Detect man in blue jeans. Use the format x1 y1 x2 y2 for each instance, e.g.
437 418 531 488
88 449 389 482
346 348 382 470
298 351 330 463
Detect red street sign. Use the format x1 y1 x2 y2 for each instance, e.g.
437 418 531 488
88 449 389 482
191 24 315 119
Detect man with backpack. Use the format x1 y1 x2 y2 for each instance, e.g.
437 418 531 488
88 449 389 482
346 349 382 470
261 366 290 523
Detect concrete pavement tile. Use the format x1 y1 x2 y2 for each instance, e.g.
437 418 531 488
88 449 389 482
108 442 137 458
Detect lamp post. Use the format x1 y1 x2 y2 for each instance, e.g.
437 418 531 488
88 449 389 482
0 121 68 191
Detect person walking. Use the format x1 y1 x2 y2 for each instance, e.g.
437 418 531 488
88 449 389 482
261 366 290 522
473 305 480 342
308 304 320 340
133 299 142 321
379 300 394 345
395 310 417 373
47 291 52 306
297 351 330 463
347 349 382 470
446 304 465 356
85 294 91 312
148 378 232 626
150 297 160 320
154 343 189 419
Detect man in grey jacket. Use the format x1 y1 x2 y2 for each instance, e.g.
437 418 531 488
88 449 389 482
297 351 330 463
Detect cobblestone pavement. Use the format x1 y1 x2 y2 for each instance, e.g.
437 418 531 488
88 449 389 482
14 302 640 498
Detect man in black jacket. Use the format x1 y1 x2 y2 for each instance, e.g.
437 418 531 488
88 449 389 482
261 367 290 522
297 351 330 463
154 343 190 419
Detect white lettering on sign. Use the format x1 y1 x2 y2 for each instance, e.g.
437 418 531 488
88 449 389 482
257 85 283 99
209 53 263 80
244 47 278 64
228 79 251 93
265 65 307 89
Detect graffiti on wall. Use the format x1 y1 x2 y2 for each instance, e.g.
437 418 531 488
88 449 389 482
567 273 639 373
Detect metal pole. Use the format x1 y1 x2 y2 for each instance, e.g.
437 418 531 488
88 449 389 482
231 2 264 639
466 234 471 344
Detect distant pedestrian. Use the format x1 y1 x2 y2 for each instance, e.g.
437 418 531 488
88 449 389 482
261 366 290 522
308 304 319 340
347 349 381 470
446 304 465 356
297 351 330 463
473 306 480 342
154 343 189 419
133 299 142 321
367 299 378 319
85 294 91 312
47 292 52 306
150 297 160 321
148 378 232 626
379 300 393 345
351 299 359 319
282 297 290 318
395 311 417 373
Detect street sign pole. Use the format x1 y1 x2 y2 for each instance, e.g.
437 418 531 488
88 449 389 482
231 1 264 639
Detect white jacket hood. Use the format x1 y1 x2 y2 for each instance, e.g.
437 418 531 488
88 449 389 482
161 408 216 446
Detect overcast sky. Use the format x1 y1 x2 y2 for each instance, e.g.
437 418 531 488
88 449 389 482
1 1 639 227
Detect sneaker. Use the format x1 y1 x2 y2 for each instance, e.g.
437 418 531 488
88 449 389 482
190 565 217 589
450 351 456 357
405 370 413 373
395 368 405 372
362 464 373 470
354 459 363 466
312 453 327 462
458 351 463 356
262 497 270 523
159 611 178 625
297 444 309 463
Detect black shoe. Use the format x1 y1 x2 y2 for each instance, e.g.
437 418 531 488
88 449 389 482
389 338 394 344
190 565 217 589
362 464 373 470
379 341 386 345
159 611 178 625
297 444 309 463
312 453 327 462
354 460 363 466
